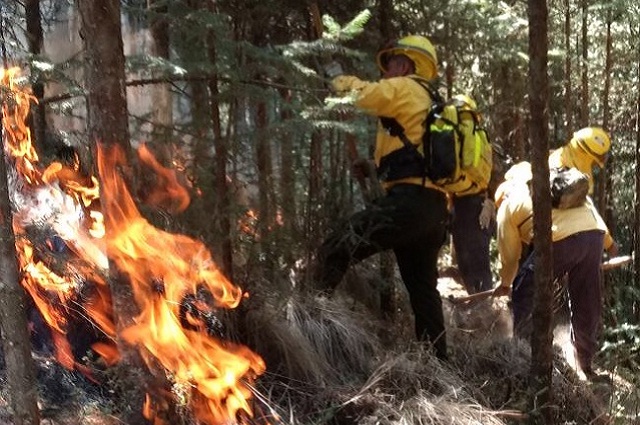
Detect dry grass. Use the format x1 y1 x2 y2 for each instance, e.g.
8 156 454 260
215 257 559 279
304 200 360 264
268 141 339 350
1 275 636 424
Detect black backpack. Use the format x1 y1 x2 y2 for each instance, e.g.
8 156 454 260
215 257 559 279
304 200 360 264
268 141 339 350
549 167 590 209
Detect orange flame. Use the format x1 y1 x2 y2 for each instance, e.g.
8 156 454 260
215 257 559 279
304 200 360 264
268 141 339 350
97 143 265 422
2 66 117 375
1 67 266 423
137 143 190 214
0 67 40 184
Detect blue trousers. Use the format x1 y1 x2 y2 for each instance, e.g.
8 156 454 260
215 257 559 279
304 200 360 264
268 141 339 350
315 184 449 359
511 230 604 370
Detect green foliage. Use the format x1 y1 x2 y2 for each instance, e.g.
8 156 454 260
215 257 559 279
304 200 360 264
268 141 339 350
322 9 372 42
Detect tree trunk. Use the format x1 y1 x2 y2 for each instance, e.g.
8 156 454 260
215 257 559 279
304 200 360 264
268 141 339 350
600 13 613 232
378 0 394 41
76 2 148 421
0 128 39 425
255 100 276 277
76 0 135 328
277 87 298 269
305 129 323 283
147 0 173 162
206 11 234 281
0 5 8 68
563 0 573 136
527 0 554 422
579 0 589 127
634 26 640 321
25 0 46 153
77 1 130 150
303 2 325 287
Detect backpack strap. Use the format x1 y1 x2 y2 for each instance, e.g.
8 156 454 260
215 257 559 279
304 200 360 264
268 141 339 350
376 79 442 184
411 78 445 105
379 78 443 148
379 117 414 148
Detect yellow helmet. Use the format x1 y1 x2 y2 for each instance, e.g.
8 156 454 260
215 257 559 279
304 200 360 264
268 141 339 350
568 127 611 167
376 35 438 80
452 94 477 111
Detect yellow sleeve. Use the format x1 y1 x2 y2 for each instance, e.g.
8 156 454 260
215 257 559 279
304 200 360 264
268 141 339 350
331 75 369 94
331 76 425 119
497 201 523 289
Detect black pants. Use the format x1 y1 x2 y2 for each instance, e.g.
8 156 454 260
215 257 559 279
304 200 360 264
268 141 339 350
451 193 495 293
314 184 449 359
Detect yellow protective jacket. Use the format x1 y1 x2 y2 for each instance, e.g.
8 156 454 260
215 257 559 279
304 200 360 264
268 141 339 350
331 74 443 192
496 182 612 288
549 146 597 194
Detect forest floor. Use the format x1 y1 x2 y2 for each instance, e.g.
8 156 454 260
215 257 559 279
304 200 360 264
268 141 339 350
0 272 638 425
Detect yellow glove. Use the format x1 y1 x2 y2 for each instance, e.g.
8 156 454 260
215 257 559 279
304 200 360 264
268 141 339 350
331 75 359 94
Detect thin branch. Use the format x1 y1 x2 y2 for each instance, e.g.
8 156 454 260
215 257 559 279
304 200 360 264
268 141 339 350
41 73 328 104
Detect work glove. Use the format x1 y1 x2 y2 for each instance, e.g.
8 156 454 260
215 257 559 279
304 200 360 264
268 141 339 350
492 284 511 298
323 61 344 79
606 240 619 257
478 197 496 230
351 158 373 180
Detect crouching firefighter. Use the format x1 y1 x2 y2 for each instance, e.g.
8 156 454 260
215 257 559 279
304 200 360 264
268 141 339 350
312 35 450 360
492 161 616 380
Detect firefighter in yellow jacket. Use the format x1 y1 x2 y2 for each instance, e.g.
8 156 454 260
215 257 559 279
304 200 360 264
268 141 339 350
448 94 496 294
493 161 615 379
549 127 611 194
314 35 450 360
549 126 618 256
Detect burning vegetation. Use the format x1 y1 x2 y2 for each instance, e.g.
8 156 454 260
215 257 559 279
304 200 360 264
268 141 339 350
1 67 265 424
0 66 638 425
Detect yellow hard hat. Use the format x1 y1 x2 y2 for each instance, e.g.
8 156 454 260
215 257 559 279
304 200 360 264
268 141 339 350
569 127 611 167
376 35 438 80
452 94 477 111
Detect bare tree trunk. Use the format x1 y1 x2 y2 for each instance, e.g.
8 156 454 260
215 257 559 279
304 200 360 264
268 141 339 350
579 0 589 127
278 87 298 268
527 0 554 421
563 0 573 136
76 2 147 421
207 12 234 281
634 25 640 320
255 100 276 275
305 129 323 281
378 0 394 40
443 21 454 99
77 1 130 150
76 0 135 327
600 13 613 231
0 5 8 69
147 0 173 162
303 3 325 287
0 130 39 425
25 0 46 153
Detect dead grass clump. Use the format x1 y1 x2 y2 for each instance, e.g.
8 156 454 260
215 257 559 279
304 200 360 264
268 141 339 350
244 292 381 385
240 287 521 424
241 291 385 422
308 346 510 424
358 394 508 425
450 335 612 423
